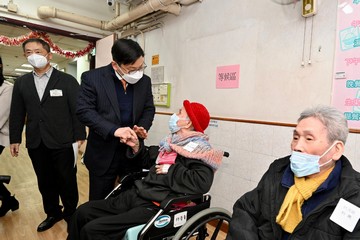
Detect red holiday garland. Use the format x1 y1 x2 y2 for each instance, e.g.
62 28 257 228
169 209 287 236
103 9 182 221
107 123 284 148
0 31 95 58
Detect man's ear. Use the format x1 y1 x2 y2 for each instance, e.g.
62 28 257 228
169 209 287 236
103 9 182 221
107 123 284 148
48 52 53 61
332 141 345 161
111 61 117 68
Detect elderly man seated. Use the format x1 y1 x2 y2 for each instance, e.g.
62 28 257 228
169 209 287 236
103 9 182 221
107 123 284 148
67 100 224 240
226 105 360 239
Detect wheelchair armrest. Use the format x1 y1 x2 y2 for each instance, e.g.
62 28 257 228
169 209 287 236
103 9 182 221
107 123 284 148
160 193 205 210
127 170 149 179
120 170 149 186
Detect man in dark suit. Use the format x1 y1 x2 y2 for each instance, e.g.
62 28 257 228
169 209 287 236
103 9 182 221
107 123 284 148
9 38 86 232
76 38 155 201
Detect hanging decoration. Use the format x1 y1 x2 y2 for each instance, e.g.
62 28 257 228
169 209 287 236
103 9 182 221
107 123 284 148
0 31 95 58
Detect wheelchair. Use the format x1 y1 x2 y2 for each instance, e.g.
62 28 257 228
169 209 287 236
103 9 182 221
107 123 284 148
106 152 231 240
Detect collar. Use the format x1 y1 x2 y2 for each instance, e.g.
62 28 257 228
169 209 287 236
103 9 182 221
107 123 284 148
281 158 342 193
32 66 54 77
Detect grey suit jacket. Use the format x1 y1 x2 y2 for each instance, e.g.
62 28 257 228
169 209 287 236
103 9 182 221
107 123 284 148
76 64 155 175
9 68 86 149
0 81 13 147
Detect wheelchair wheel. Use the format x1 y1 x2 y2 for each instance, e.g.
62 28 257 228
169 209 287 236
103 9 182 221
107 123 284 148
173 207 232 240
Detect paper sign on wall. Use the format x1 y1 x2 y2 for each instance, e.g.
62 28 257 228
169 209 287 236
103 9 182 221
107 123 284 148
151 66 164 83
152 54 159 65
216 64 240 89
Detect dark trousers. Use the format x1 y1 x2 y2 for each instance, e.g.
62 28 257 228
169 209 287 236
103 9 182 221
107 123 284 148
0 183 10 200
28 141 78 219
88 144 141 200
67 188 159 240
0 145 11 200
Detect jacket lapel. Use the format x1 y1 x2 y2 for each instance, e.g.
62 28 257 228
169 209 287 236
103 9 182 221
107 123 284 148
41 68 60 103
101 67 121 121
132 80 140 124
26 73 41 104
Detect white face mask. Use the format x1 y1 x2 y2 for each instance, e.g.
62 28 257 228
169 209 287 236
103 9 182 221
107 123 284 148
115 63 143 84
122 70 143 84
27 53 48 69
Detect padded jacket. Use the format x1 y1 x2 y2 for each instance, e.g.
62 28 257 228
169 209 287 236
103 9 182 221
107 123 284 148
226 155 360 240
127 143 215 202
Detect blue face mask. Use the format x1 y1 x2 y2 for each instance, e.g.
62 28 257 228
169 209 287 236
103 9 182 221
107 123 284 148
168 113 188 133
290 141 338 177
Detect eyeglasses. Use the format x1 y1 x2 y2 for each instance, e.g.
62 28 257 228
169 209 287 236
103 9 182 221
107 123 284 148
120 63 147 75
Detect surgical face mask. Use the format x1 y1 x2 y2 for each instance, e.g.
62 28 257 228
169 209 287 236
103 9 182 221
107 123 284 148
116 64 143 84
115 71 123 81
290 141 338 177
27 53 48 69
168 113 189 133
122 70 143 84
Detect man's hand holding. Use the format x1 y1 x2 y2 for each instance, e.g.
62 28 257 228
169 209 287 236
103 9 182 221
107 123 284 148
114 127 138 144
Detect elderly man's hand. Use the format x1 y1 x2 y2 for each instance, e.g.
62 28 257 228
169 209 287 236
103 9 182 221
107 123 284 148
133 125 148 139
155 164 171 174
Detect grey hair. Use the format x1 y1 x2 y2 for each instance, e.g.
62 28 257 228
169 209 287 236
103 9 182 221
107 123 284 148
298 105 349 144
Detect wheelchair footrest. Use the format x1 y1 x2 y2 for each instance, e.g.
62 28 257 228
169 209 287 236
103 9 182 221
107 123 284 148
123 224 146 240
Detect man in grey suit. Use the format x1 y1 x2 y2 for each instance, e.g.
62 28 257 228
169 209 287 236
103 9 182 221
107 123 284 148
76 38 155 201
9 38 86 232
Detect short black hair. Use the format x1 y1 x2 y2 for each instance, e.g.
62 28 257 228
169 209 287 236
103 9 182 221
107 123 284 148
22 38 51 53
111 39 144 65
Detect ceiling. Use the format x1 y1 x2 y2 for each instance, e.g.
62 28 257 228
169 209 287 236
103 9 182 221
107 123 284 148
0 0 195 79
0 22 94 79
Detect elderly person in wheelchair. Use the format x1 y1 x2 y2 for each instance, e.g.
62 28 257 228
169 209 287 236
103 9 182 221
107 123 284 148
67 99 225 240
226 105 360 239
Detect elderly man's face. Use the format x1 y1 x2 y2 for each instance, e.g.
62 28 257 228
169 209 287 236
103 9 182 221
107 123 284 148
177 107 188 119
291 117 337 168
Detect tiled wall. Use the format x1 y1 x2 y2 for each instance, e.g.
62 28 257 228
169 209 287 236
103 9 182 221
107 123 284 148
145 114 360 213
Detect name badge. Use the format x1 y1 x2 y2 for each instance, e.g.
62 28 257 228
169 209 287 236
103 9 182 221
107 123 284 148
50 89 63 97
183 142 198 152
330 198 360 232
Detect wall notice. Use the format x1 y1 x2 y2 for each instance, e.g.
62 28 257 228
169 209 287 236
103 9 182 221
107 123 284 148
216 64 240 89
332 1 360 129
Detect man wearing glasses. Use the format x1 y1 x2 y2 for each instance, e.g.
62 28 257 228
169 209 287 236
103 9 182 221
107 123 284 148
76 39 155 200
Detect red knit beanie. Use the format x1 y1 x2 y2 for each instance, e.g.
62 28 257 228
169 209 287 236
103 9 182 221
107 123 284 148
183 100 210 133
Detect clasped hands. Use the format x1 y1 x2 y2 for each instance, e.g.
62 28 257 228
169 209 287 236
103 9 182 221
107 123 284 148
114 126 147 153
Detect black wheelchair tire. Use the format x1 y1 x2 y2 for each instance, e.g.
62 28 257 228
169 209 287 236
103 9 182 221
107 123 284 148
173 207 232 240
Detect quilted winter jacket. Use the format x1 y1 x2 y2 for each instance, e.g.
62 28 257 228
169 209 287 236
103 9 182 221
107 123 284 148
226 155 360 240
126 143 215 203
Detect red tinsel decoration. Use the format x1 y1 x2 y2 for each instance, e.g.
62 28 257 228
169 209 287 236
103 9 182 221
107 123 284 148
0 31 95 58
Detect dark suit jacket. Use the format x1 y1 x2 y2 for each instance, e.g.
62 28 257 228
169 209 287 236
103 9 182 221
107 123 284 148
76 64 155 176
9 68 86 149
